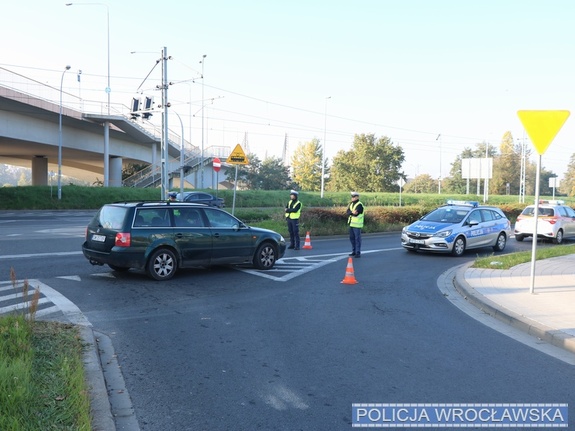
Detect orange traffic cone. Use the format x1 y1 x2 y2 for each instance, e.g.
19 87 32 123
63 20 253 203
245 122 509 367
302 231 313 249
341 257 358 284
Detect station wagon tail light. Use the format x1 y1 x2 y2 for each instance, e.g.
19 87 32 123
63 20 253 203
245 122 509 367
115 232 131 247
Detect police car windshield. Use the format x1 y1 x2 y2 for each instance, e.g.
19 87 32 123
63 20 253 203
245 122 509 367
422 207 468 223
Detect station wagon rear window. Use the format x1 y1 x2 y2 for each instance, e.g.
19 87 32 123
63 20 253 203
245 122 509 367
99 205 129 230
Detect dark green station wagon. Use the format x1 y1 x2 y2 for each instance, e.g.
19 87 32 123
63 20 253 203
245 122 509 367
82 201 286 280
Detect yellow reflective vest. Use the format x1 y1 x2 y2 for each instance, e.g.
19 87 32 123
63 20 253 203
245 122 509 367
348 201 364 228
285 200 302 219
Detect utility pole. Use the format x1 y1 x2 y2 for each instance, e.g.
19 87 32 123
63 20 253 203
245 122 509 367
161 47 169 199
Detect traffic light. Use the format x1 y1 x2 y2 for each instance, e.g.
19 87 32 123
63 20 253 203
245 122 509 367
130 97 141 120
142 96 154 120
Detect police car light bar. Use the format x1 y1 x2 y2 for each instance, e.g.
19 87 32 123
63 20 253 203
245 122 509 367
538 199 564 205
446 200 479 207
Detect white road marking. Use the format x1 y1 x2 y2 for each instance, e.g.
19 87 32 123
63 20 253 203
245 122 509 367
0 279 91 326
0 297 52 315
239 248 402 282
0 251 83 260
57 275 82 281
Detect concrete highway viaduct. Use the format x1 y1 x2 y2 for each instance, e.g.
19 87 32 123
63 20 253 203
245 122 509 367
0 84 229 189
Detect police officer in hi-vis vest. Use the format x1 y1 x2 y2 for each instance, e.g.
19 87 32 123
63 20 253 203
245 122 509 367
346 191 364 258
285 189 302 250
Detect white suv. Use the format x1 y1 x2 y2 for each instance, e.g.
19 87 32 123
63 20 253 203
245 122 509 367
514 200 575 244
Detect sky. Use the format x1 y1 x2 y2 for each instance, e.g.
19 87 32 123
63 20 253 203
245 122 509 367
2 0 575 182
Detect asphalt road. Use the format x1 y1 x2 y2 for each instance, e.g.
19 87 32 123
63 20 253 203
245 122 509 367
0 211 573 430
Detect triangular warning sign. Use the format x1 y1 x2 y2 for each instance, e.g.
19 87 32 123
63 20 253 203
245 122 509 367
226 144 249 165
517 110 570 155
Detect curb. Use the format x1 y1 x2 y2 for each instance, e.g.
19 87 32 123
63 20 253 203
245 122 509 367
95 330 141 431
452 262 575 355
80 326 117 431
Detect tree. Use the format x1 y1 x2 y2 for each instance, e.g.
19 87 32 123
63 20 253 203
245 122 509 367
17 171 29 186
561 153 575 196
225 152 262 189
257 157 293 190
225 154 292 190
329 134 405 192
290 138 327 191
442 148 475 194
403 174 438 194
490 131 522 195
122 163 150 181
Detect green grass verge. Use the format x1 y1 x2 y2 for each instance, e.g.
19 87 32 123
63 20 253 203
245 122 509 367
0 315 91 430
0 185 572 211
473 243 575 269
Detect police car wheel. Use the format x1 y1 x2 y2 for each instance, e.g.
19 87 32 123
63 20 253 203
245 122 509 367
451 236 466 257
492 233 507 252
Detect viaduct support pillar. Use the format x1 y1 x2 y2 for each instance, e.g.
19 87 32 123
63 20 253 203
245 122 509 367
31 156 48 186
109 156 123 187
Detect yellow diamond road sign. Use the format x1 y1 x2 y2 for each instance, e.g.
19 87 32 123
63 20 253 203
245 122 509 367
226 144 249 165
517 110 570 155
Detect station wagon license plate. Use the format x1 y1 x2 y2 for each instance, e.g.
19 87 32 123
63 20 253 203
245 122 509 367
92 234 106 242
409 238 425 244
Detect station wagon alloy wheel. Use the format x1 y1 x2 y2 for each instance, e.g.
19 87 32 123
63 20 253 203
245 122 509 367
148 249 178 281
253 243 277 270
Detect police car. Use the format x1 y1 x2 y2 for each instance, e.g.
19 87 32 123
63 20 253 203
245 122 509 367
401 200 512 256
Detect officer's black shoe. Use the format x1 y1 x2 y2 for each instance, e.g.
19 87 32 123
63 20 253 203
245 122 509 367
349 252 356 256
355 254 361 258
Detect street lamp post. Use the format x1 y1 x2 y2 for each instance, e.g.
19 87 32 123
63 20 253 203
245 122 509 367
66 2 110 187
161 47 170 199
200 54 206 189
58 65 71 200
321 96 331 198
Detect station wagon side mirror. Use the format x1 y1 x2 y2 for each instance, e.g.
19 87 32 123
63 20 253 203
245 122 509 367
467 220 479 227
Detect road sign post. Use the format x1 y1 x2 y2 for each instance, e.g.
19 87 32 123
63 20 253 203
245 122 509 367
213 157 221 197
226 144 249 215
517 110 570 294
